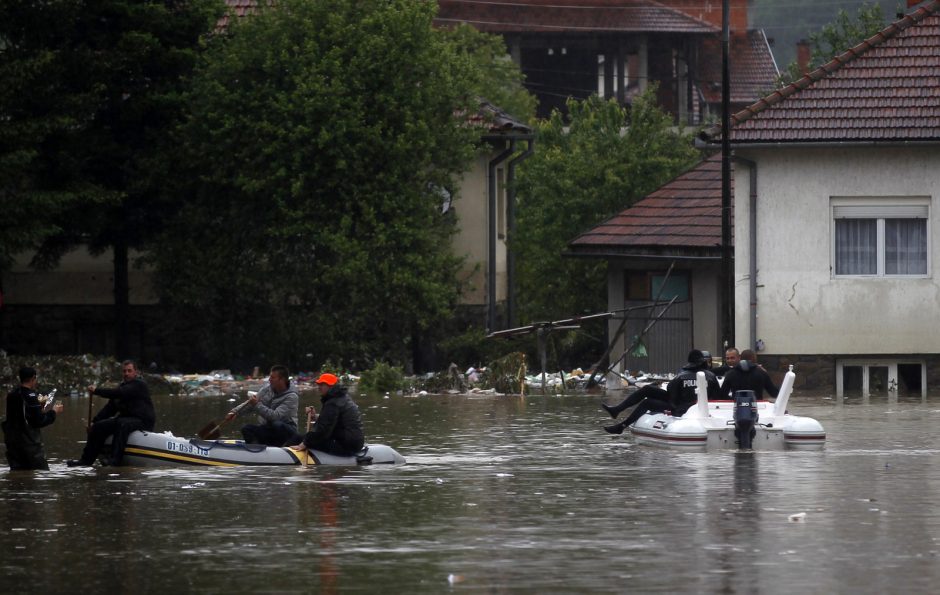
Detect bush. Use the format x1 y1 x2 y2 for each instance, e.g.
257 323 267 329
358 362 405 395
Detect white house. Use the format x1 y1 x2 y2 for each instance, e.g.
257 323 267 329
699 0 940 395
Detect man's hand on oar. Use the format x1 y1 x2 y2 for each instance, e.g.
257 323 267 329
196 394 254 440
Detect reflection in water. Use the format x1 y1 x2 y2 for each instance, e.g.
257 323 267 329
4 390 940 592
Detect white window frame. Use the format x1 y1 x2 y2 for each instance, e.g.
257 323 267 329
835 358 926 398
830 197 931 278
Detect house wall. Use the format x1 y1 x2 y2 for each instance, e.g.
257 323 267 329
733 146 940 356
4 247 157 306
452 149 509 308
604 257 722 388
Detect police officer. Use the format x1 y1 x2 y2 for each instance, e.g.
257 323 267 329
604 350 720 434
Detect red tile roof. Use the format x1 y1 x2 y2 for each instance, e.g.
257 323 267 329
698 31 778 105
568 154 729 256
434 0 719 34
713 1 940 144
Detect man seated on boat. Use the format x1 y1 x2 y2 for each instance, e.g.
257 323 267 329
721 349 779 400
68 360 156 467
290 373 364 456
226 365 300 447
711 348 741 377
603 349 720 435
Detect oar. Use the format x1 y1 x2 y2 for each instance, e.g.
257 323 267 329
197 398 251 440
87 386 94 430
300 406 316 467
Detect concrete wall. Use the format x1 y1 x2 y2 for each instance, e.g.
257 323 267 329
733 147 940 356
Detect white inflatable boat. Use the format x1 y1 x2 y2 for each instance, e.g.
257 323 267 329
628 366 825 450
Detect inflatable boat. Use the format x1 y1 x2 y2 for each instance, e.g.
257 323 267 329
113 430 406 467
628 366 825 450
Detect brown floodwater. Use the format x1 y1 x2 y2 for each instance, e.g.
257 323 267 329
2 387 940 593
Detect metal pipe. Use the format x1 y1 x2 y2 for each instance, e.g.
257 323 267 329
736 156 758 351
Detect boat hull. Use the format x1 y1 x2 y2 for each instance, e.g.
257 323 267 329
629 400 825 451
113 431 406 467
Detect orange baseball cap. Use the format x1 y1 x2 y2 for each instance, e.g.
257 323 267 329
315 373 338 386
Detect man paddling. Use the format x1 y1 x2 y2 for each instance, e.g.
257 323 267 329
290 373 364 456
227 364 300 447
68 360 155 467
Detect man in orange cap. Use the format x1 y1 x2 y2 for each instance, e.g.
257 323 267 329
290 372 364 456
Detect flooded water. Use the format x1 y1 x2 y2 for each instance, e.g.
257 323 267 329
3 387 940 593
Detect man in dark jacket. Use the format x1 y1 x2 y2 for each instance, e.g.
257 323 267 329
3 366 64 470
604 349 720 434
721 349 779 400
292 373 364 456
68 360 156 467
712 348 741 377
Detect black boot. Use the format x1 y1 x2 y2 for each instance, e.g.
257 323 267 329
604 421 627 435
601 402 619 418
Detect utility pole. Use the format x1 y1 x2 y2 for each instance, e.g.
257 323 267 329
720 0 734 350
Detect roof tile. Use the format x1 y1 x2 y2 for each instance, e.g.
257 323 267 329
718 2 940 143
569 155 730 255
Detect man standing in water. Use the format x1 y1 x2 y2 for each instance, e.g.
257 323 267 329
291 373 364 456
3 366 64 470
68 360 155 467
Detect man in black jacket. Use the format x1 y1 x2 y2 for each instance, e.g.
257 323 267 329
721 349 779 400
3 366 64 470
68 360 156 467
604 349 720 434
291 373 364 456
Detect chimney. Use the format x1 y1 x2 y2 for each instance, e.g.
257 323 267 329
796 40 811 74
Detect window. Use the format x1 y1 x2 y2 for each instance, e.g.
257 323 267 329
832 199 929 277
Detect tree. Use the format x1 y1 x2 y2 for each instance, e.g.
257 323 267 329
775 2 887 86
152 0 520 369
441 24 537 124
512 91 699 364
0 0 225 356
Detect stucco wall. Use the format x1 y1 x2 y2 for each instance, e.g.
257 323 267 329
452 151 508 307
733 146 940 355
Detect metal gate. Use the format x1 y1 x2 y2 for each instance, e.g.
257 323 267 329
620 299 692 375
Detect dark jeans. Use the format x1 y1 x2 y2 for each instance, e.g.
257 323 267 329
241 421 300 447
4 441 49 470
609 385 668 413
303 432 365 457
621 397 672 428
79 416 147 466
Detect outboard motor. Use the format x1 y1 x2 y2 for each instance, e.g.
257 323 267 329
733 390 759 449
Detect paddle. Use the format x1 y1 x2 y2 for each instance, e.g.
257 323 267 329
197 397 252 440
87 386 94 430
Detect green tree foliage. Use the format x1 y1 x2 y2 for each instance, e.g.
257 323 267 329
441 24 537 124
153 0 515 369
512 91 699 363
0 0 224 354
775 2 887 86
